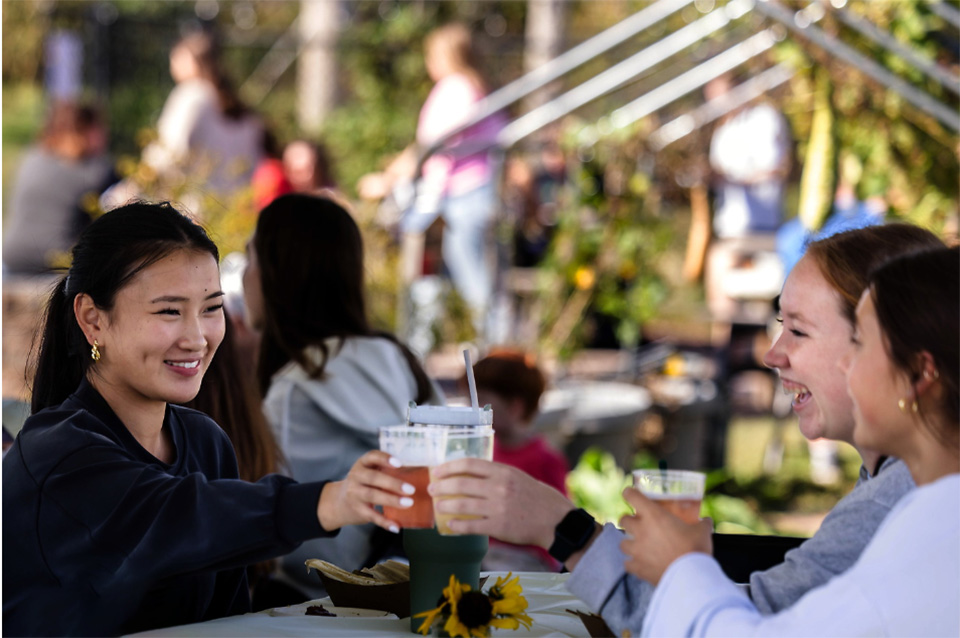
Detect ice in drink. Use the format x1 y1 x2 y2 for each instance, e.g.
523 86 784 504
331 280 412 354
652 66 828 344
382 465 434 528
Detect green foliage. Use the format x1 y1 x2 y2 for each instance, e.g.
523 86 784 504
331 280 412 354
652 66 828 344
535 126 672 357
567 447 842 536
777 0 958 230
2 1 47 83
566 448 633 524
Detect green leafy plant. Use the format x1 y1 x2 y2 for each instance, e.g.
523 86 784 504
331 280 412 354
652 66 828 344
534 128 672 358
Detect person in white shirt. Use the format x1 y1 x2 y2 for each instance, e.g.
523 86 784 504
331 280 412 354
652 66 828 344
622 246 959 637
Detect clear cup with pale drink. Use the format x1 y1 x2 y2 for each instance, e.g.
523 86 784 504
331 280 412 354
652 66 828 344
632 469 706 524
407 404 494 536
379 425 448 528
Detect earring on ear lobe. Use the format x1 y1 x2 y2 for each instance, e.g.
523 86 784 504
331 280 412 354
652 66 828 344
91 340 101 362
897 397 918 414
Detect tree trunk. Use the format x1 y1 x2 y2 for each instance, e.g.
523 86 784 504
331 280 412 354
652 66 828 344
297 0 341 134
523 0 567 114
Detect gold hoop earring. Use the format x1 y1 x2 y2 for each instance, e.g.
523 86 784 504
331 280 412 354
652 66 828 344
91 340 101 362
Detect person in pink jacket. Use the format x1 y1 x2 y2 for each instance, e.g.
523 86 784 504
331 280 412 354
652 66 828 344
359 23 506 338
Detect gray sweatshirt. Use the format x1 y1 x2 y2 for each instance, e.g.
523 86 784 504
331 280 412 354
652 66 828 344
566 456 915 636
262 337 443 595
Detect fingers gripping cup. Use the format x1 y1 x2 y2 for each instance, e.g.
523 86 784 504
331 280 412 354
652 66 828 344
379 426 448 529
632 469 706 524
432 425 494 535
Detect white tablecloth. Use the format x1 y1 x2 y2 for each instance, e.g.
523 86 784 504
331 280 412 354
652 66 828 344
132 572 595 637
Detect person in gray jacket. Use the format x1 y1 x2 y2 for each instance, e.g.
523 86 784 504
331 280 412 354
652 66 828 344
243 194 442 596
429 223 944 635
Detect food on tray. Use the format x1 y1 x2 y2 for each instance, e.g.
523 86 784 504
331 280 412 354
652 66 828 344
304 559 410 585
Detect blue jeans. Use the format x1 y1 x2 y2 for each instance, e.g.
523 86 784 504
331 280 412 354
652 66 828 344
440 182 496 317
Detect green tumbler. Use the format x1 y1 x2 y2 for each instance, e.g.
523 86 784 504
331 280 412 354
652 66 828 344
404 528 488 633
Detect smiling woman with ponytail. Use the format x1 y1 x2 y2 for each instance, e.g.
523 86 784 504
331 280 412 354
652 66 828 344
4 201 418 637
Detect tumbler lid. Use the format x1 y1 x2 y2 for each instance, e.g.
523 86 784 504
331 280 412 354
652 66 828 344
407 403 493 426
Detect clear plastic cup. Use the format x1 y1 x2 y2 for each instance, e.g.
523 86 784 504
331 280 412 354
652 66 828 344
632 469 706 524
432 426 494 535
379 426 448 528
407 404 494 535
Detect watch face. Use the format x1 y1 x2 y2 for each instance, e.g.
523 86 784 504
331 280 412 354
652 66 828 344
549 509 596 562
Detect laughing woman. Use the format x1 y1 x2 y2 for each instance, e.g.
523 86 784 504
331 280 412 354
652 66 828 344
2 202 412 637
623 246 959 636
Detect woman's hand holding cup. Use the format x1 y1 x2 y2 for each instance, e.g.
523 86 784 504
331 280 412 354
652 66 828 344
317 450 417 533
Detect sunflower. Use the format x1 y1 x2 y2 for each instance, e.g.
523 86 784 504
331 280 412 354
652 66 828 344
414 573 532 638
488 572 533 630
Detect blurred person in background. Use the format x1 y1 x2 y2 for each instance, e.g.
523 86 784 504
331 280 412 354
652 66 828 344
282 138 338 195
242 193 444 597
358 23 506 342
142 30 263 197
3 101 116 275
251 129 293 212
468 348 567 572
703 73 792 324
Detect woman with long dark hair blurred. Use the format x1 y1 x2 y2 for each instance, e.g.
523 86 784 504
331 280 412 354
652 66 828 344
243 193 443 595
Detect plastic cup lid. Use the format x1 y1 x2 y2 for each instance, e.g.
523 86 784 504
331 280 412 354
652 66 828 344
407 403 493 426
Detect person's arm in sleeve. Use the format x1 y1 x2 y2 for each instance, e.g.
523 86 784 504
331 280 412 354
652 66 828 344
746 483 908 613
565 524 657 637
41 444 330 583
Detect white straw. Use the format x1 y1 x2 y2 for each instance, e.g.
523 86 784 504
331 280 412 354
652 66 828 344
463 349 480 417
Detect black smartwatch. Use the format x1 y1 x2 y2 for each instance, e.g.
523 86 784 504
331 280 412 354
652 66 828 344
548 508 597 562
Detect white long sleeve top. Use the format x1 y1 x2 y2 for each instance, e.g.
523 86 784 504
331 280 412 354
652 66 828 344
642 473 959 637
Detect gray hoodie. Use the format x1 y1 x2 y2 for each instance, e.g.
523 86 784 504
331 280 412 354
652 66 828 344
262 337 443 593
566 456 915 636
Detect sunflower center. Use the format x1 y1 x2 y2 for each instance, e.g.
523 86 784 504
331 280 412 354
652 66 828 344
457 591 493 628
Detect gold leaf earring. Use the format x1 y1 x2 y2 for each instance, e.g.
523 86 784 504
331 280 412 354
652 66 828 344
91 340 101 362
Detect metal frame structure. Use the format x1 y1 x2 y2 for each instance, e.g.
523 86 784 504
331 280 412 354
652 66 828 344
392 0 958 343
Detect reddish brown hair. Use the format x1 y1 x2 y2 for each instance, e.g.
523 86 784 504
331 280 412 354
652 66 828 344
805 224 944 326
467 349 546 421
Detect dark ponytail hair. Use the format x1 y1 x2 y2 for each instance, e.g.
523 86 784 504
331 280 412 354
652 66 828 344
869 246 959 441
252 194 433 403
31 201 219 413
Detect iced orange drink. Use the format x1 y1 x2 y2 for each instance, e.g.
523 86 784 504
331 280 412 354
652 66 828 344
632 469 706 524
379 425 448 529
382 465 434 528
